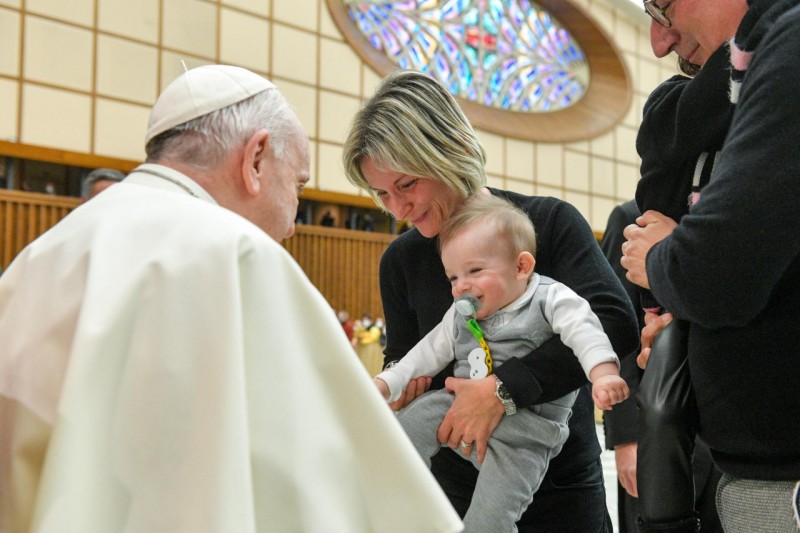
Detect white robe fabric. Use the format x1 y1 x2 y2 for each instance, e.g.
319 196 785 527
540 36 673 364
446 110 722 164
0 166 462 533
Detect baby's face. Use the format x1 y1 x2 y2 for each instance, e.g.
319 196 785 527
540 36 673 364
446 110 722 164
442 225 529 319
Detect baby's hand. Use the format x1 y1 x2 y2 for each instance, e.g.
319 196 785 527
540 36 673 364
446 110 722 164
374 377 390 401
592 375 629 411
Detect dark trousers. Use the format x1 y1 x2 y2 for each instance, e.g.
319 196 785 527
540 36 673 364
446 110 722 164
618 441 722 532
636 319 722 533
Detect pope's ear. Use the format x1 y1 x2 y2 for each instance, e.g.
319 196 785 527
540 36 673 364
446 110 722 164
241 129 270 196
516 251 535 278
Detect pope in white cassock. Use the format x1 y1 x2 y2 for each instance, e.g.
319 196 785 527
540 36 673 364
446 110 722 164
0 65 463 533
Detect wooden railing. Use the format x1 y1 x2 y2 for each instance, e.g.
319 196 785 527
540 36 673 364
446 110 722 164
284 225 394 319
0 190 393 318
0 190 81 269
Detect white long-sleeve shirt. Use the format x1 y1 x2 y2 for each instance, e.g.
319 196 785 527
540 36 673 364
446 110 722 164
378 273 618 403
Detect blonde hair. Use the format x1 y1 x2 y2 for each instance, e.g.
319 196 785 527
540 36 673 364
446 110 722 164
342 70 487 208
439 194 536 258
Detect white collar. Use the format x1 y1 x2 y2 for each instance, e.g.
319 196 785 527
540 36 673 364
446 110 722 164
475 273 540 324
126 163 218 205
499 272 541 314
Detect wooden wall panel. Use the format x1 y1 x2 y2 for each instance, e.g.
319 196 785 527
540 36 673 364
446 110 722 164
0 190 394 319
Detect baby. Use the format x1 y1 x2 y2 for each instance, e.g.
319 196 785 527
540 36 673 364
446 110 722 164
375 194 628 532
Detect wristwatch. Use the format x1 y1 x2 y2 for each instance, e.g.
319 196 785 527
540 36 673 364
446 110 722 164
494 376 517 416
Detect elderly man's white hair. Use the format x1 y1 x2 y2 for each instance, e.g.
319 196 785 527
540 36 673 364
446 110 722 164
144 65 300 168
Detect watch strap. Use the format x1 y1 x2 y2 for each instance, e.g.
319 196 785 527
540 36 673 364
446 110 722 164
495 376 517 416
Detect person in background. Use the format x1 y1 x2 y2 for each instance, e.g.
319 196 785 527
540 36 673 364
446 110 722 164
81 167 126 201
320 209 335 227
0 64 462 533
359 212 375 232
374 316 387 347
343 68 639 532
354 312 384 376
599 199 644 533
623 0 800 530
601 200 723 533
337 308 355 342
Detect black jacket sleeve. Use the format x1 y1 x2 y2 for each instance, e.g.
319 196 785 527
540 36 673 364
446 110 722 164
599 201 644 448
635 46 735 223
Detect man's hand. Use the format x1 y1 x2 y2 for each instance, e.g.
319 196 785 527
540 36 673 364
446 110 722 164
437 376 504 464
638 311 673 369
615 442 638 498
388 376 431 411
621 210 677 289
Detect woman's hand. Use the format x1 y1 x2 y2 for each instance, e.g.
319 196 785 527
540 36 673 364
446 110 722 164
388 376 431 411
437 376 504 464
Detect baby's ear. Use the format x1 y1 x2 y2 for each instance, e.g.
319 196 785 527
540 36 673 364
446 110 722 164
516 251 535 279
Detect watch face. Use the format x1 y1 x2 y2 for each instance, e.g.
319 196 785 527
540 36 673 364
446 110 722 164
495 380 516 415
496 381 510 400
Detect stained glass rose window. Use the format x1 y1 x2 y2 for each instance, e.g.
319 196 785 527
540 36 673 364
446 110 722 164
346 0 589 113
327 0 631 142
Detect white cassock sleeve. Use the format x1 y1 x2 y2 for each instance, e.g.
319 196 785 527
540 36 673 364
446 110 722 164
0 184 462 533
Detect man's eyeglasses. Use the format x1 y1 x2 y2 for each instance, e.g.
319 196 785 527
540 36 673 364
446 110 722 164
643 0 672 28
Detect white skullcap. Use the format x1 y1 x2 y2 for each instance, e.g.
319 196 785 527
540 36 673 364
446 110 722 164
145 64 277 144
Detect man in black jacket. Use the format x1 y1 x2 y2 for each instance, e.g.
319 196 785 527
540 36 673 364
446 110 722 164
623 1 800 531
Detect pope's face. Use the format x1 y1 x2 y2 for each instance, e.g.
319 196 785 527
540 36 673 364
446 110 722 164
261 129 310 241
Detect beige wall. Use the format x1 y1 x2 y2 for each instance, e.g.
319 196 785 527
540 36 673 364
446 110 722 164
0 0 678 231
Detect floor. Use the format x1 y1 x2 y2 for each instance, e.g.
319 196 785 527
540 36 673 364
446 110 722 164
597 423 620 532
